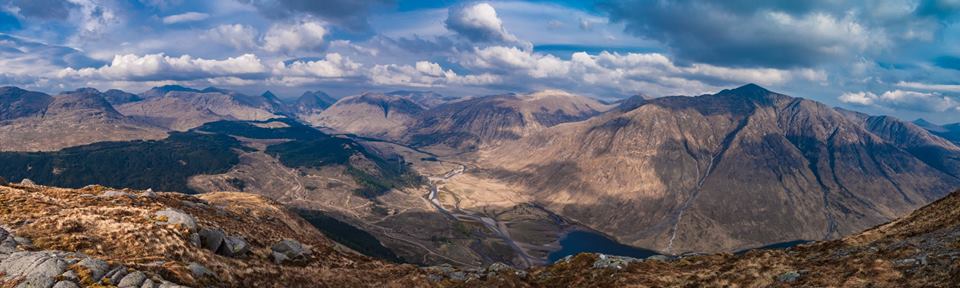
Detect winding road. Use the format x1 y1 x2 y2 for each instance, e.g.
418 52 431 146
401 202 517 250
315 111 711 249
424 164 536 267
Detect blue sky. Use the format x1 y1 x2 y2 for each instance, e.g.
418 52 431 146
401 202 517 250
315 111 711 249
0 0 959 123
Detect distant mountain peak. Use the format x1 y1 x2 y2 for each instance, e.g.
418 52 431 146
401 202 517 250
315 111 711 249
142 85 199 98
64 87 101 95
200 86 231 94
718 83 773 98
525 89 577 100
156 85 197 92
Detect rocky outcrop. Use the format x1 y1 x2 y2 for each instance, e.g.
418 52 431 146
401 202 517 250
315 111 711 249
0 227 188 288
270 239 311 264
0 183 428 287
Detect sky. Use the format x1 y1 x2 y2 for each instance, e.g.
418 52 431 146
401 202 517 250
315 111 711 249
0 0 959 123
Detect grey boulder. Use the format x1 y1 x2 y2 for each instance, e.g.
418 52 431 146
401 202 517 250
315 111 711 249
271 239 310 264
0 251 69 288
52 281 80 288
154 209 197 232
117 271 148 287
76 257 110 281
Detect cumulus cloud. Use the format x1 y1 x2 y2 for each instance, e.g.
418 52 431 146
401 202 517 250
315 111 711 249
896 81 960 92
445 3 531 50
839 90 960 112
161 12 209 24
263 19 328 53
67 0 120 40
273 53 361 78
57 53 268 81
206 24 258 50
370 61 500 88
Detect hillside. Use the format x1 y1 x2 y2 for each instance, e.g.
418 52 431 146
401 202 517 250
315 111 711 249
406 90 612 151
309 92 425 138
480 84 960 254
117 88 283 131
0 88 166 151
0 182 429 287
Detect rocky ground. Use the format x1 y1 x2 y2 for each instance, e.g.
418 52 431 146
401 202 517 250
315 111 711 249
0 180 431 287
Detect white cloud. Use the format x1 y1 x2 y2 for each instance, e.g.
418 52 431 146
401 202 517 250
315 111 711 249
445 3 531 50
370 61 500 88
66 0 120 41
161 12 209 24
839 90 960 112
263 20 328 53
57 53 268 81
273 53 361 78
896 81 960 93
206 24 259 50
839 91 877 106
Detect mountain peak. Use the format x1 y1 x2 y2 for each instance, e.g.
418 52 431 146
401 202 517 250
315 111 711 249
200 86 231 94
142 85 198 98
156 85 196 92
525 89 577 100
730 83 770 94
63 87 101 95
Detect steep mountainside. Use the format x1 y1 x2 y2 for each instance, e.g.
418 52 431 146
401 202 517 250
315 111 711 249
0 88 166 151
310 92 425 138
0 182 428 287
406 90 612 151
117 89 283 131
481 84 960 254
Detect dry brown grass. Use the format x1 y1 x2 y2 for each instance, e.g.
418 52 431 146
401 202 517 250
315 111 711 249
0 183 433 288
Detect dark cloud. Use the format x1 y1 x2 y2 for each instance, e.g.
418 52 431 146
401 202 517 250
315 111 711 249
237 0 392 33
3 0 77 19
598 0 957 68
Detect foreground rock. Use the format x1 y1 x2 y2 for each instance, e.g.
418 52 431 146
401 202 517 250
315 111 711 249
0 183 428 287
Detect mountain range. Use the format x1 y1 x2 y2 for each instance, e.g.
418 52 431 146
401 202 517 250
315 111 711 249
0 83 958 276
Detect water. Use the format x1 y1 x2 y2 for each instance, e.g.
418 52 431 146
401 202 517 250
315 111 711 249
547 230 659 263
